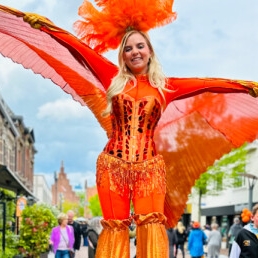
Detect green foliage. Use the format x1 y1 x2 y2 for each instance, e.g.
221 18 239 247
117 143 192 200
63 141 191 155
62 200 83 216
88 195 102 217
76 191 86 206
0 188 16 227
0 189 19 257
59 191 85 217
0 230 20 257
194 144 247 195
18 203 57 258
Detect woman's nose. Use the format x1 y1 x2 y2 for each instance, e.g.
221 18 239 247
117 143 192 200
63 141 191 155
131 47 138 55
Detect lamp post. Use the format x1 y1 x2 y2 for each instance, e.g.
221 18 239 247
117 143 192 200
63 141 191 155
239 173 258 210
54 171 58 207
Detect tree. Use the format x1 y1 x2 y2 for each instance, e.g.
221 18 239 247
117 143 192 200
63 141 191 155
193 143 247 220
88 195 102 217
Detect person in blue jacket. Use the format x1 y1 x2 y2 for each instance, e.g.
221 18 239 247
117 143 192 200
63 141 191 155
188 221 207 258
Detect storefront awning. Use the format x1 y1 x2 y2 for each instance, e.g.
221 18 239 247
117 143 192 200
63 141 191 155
0 164 36 198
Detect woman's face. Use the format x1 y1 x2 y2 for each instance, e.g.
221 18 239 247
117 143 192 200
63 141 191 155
252 210 258 228
123 32 152 75
61 217 68 226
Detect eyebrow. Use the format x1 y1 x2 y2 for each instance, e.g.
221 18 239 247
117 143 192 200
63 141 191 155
124 42 145 48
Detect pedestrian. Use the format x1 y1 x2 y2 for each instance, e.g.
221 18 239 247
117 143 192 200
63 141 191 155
167 227 178 258
207 223 221 258
67 210 82 257
80 220 89 247
87 217 103 258
175 221 187 258
227 217 242 257
188 221 207 258
203 225 211 257
229 204 258 258
1 1 258 257
186 221 194 238
49 213 75 258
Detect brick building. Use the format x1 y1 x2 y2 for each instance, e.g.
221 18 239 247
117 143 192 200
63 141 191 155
0 94 36 197
51 161 80 209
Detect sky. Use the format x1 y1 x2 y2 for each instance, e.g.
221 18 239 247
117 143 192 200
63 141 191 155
0 0 258 189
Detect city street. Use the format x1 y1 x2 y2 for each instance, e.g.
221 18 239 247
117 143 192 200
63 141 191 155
48 238 229 258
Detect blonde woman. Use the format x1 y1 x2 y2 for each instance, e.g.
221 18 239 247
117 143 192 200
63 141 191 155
175 221 187 258
49 213 75 258
2 0 258 257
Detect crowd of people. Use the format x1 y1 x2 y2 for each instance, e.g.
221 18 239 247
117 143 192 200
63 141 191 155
165 204 258 258
46 203 258 258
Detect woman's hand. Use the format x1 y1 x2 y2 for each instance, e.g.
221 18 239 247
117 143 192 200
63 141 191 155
23 13 53 29
249 87 258 97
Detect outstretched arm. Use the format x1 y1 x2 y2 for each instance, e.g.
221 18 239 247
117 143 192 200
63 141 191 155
165 77 258 103
0 5 116 137
22 11 118 90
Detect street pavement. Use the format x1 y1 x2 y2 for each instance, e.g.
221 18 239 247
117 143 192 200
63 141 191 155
48 239 228 258
48 239 136 258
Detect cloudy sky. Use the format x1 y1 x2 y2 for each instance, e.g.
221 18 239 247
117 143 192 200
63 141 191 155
0 0 258 189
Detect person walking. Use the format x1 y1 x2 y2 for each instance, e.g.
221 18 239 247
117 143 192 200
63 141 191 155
207 223 222 258
230 204 258 258
227 217 242 257
80 220 89 247
203 225 211 257
175 221 187 258
49 213 75 258
67 210 82 257
87 217 103 258
167 227 178 258
188 221 207 258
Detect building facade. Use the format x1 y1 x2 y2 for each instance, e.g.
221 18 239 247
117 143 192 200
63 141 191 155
190 140 258 237
0 94 36 196
51 162 80 210
33 174 52 205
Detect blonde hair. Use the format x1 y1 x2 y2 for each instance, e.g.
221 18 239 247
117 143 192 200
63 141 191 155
103 30 168 116
211 223 218 230
57 213 68 225
252 203 258 216
177 221 185 234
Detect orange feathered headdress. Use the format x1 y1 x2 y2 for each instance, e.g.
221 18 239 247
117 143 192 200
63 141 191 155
241 208 252 223
73 0 177 53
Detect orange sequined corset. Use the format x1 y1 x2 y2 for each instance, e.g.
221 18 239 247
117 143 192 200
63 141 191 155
103 94 162 162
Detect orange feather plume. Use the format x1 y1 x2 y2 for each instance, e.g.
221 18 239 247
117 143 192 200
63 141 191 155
241 208 252 223
73 0 177 53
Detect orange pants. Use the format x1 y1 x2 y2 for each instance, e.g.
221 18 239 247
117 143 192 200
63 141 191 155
96 152 166 219
95 152 169 258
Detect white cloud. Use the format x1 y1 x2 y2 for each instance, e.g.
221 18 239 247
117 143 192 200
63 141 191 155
37 98 91 121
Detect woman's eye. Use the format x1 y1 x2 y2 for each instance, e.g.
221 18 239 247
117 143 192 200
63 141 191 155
124 47 131 52
138 44 144 49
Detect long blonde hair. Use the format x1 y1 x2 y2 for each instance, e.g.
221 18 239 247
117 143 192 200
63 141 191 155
102 30 167 116
177 221 185 234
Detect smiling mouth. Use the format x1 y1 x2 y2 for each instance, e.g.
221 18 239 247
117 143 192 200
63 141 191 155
131 57 142 63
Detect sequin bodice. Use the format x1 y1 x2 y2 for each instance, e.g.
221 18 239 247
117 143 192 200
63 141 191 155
104 93 162 162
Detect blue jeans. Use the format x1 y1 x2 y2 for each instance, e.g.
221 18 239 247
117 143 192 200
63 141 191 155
55 250 70 258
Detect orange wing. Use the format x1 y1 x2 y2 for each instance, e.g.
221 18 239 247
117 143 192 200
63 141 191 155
1 5 258 228
0 5 118 137
157 90 258 227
